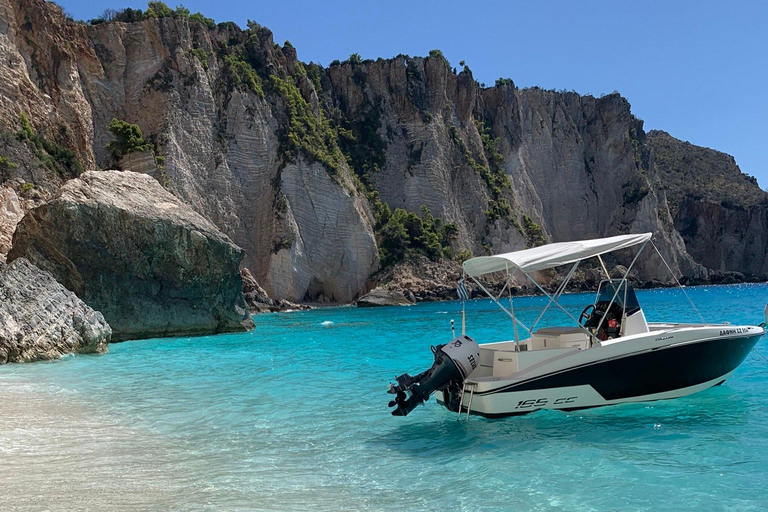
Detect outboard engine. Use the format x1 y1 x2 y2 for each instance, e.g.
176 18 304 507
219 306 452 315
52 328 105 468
387 335 480 417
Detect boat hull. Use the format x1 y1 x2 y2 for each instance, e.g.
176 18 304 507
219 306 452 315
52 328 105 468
440 330 762 418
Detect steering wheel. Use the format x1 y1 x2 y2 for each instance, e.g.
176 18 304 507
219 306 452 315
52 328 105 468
579 304 595 326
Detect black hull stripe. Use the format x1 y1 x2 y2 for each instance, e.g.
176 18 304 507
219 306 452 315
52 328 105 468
478 334 760 401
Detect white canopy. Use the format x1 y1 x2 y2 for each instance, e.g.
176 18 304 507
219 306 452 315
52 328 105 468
462 233 652 277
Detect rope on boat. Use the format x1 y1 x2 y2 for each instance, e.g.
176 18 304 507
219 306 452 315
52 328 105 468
651 241 707 325
752 348 768 365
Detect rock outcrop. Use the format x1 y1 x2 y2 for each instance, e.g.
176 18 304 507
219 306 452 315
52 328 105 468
0 186 22 260
375 255 462 302
8 170 254 341
0 180 52 262
356 287 414 308
0 0 765 303
241 267 275 312
0 258 111 363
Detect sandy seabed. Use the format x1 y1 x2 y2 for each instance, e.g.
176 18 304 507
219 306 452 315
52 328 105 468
0 380 219 512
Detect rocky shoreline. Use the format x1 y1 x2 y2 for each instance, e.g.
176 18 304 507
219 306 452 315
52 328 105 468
9 171 254 341
0 258 111 363
1 171 256 363
353 254 768 307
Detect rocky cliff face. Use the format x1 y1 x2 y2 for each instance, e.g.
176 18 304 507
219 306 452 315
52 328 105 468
0 258 110 363
648 131 768 277
8 170 254 341
0 0 764 304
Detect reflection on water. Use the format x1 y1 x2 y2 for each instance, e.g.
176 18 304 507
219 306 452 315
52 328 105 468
1 284 767 511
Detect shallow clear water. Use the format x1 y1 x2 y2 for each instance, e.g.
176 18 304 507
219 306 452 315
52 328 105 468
2 284 767 511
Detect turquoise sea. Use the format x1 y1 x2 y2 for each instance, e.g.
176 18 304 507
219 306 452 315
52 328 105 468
1 284 767 511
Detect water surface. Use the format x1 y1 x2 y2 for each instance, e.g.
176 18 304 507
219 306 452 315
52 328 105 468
2 284 767 511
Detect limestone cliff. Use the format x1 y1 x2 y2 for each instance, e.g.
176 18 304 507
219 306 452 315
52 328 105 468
648 130 768 277
0 0 764 305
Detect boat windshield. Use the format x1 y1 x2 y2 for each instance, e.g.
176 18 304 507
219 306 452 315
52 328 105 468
595 280 640 314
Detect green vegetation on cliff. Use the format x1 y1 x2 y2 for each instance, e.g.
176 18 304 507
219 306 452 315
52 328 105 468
189 48 208 70
105 119 153 159
522 215 546 248
144 1 173 18
0 156 18 169
105 118 166 170
332 102 458 267
377 206 457 267
90 2 215 27
221 51 263 96
648 130 766 212
16 113 82 178
269 75 344 174
449 122 514 223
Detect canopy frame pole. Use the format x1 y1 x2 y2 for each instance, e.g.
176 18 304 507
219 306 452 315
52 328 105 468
621 274 629 335
597 255 611 279
469 275 531 334
593 240 649 337
506 263 520 350
522 271 594 338
530 261 580 332
461 271 467 336
650 240 707 325
495 280 509 302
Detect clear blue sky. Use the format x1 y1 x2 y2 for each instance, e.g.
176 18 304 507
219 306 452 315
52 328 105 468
59 0 768 188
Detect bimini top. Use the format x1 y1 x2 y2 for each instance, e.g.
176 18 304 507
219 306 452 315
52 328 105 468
462 233 652 277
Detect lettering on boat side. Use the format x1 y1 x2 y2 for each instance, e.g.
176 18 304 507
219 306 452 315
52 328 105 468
514 396 577 409
719 327 749 336
655 336 673 341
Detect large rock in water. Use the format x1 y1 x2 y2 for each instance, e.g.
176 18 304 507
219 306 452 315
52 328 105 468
8 171 255 341
356 288 414 308
0 258 111 363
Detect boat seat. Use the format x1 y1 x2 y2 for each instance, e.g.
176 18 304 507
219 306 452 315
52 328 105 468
530 326 589 351
534 326 585 336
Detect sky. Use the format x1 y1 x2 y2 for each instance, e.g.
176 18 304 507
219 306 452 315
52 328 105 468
59 0 768 188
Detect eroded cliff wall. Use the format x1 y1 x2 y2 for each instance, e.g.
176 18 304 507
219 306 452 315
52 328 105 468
648 130 768 276
0 0 764 302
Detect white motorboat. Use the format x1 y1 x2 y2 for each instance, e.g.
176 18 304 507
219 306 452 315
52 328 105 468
388 233 766 418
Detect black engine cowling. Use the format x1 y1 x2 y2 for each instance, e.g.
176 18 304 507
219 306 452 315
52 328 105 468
388 335 480 417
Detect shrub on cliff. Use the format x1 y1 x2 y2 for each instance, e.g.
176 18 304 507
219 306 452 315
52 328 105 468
189 48 208 70
0 156 18 169
221 52 264 97
346 53 363 66
105 119 153 160
15 113 82 178
144 1 173 18
522 215 546 248
189 12 215 28
90 3 213 26
428 49 451 68
269 75 344 174
449 121 515 225
91 8 144 24
378 205 457 267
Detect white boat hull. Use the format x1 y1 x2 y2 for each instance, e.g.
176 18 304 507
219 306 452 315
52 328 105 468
438 326 764 418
